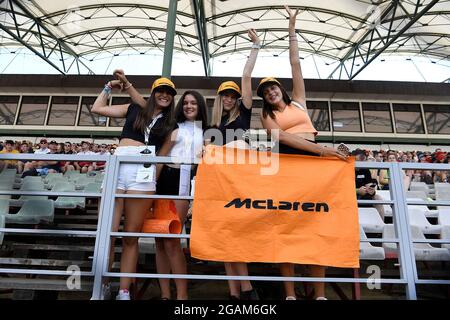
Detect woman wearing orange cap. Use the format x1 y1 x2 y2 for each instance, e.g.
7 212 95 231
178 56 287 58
209 29 260 150
91 77 177 300
207 29 261 300
258 6 348 300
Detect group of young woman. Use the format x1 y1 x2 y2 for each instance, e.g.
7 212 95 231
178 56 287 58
91 6 348 301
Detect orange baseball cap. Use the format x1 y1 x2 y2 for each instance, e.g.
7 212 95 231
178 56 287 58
151 77 177 96
256 77 282 97
217 81 241 97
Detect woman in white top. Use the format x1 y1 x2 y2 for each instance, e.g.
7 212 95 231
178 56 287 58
155 90 207 300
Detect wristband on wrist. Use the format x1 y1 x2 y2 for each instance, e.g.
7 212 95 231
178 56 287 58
124 82 133 90
103 85 112 95
251 43 261 49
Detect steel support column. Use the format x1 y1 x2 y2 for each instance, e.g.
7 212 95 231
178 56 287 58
162 0 178 78
192 0 211 76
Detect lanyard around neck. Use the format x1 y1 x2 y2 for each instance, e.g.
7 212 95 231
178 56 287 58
144 113 164 146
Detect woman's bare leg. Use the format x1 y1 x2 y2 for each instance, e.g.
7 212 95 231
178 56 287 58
280 263 296 298
119 192 153 294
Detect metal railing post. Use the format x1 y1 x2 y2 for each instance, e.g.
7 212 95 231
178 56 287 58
389 162 418 300
90 155 119 300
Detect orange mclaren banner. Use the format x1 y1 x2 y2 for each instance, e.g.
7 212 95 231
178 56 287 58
190 145 360 268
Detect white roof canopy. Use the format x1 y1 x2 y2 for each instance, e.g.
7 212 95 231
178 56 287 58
0 0 449 80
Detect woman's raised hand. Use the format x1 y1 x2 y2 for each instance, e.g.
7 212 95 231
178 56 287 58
248 28 260 45
113 69 129 85
108 79 124 91
284 5 299 25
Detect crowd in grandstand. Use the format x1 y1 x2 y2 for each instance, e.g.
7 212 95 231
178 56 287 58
1 140 448 178
0 139 113 175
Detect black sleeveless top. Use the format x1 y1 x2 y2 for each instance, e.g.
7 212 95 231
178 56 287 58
119 103 169 153
211 101 251 146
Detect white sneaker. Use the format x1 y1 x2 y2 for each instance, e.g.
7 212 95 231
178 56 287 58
285 296 297 300
316 297 328 300
101 283 112 300
116 290 131 300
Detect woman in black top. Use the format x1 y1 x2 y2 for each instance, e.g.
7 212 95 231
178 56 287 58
208 30 260 151
91 77 177 300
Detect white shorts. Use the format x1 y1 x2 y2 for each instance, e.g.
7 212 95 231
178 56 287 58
114 146 156 192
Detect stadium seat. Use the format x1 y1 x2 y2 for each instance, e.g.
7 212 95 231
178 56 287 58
410 182 431 194
0 180 13 200
4 199 54 224
73 176 96 190
43 172 63 182
437 208 450 227
441 226 450 250
358 208 386 233
434 182 450 192
377 190 391 200
22 176 47 188
408 207 441 235
64 171 83 182
46 177 70 190
0 199 9 215
410 225 450 261
84 182 102 194
0 214 4 245
406 190 428 200
94 174 105 183
382 224 398 258
359 226 385 260
375 190 394 218
407 201 438 218
436 191 450 201
9 180 48 207
383 224 450 261
53 182 85 209
0 169 17 177
21 179 46 190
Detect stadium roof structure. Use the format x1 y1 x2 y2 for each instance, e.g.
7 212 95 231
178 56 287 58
0 0 449 81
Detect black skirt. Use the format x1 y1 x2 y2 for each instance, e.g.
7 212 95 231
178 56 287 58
157 165 196 196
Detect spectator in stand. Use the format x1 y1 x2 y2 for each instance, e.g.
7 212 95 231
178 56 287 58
400 153 408 162
406 152 414 162
94 143 108 171
75 141 96 173
379 150 412 191
434 151 448 182
17 141 33 174
34 139 51 154
354 149 385 219
0 140 20 172
57 142 64 154
415 153 434 184
61 142 76 173
22 140 61 177
366 152 379 182
379 151 396 190
92 144 100 153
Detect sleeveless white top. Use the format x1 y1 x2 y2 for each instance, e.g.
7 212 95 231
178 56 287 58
169 121 204 196
169 121 204 163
